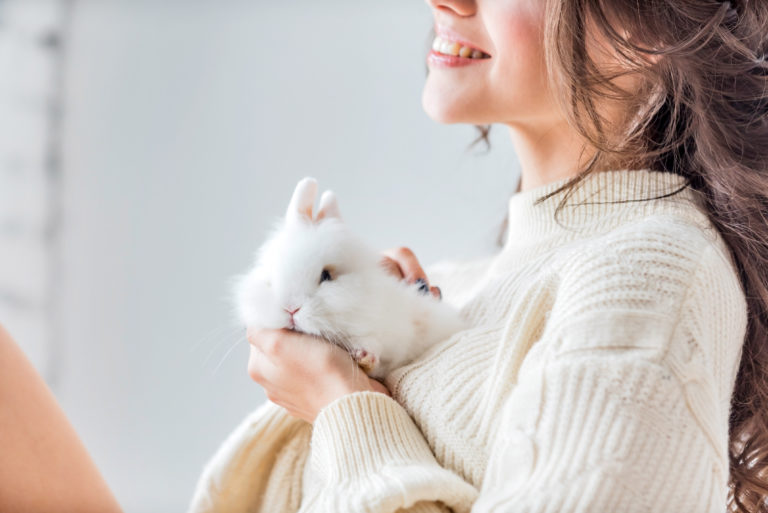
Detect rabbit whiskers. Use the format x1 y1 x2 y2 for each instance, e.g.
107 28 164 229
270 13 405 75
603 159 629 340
318 329 367 382
211 335 247 377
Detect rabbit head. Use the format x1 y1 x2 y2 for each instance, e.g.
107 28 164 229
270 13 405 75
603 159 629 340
235 177 384 351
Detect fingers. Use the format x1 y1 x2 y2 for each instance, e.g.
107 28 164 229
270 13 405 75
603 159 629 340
247 344 268 383
246 327 352 384
247 327 281 358
379 256 404 279
246 329 291 383
381 247 427 284
381 247 442 300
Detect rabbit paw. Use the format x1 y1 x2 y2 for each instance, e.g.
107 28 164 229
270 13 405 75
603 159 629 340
351 348 377 373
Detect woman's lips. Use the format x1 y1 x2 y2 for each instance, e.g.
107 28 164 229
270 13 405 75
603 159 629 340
427 49 490 68
427 30 491 68
431 35 491 59
433 25 492 55
427 37 491 68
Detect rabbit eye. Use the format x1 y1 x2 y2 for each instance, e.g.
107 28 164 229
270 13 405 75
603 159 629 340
319 268 333 284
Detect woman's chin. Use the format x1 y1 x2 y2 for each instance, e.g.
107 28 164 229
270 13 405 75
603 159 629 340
421 91 477 125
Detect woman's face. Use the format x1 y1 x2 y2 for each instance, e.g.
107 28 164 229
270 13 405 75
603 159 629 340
422 0 558 127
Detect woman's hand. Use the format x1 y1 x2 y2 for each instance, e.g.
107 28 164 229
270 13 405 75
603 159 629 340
247 327 390 423
380 246 442 300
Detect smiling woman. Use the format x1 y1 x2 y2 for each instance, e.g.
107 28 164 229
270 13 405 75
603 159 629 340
186 0 767 511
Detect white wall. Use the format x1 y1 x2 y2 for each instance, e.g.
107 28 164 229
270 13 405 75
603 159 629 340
0 0 63 383
57 1 520 511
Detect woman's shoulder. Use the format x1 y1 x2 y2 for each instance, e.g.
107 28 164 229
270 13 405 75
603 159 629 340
567 211 735 279
548 211 747 352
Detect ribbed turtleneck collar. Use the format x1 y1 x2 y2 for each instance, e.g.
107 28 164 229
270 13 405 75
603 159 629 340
501 168 709 251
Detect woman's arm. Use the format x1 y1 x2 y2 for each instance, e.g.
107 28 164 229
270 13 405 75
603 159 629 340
301 391 477 512
0 324 123 513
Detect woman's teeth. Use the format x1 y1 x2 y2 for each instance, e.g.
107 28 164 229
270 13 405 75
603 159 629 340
431 36 489 59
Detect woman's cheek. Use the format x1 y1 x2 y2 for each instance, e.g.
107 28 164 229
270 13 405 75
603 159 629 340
486 13 553 121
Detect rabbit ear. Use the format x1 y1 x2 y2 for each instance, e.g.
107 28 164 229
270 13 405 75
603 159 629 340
316 190 342 221
286 177 318 223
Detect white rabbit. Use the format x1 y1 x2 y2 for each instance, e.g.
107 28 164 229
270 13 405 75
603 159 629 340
234 177 468 380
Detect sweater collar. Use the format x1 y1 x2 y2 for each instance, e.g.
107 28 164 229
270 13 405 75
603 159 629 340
501 168 707 250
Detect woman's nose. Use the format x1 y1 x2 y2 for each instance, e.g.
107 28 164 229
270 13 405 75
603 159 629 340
426 0 476 17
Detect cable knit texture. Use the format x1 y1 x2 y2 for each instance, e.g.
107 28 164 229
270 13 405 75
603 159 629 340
188 169 748 513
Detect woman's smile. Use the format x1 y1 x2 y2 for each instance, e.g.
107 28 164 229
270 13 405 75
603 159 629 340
427 26 491 68
426 47 491 68
422 1 551 126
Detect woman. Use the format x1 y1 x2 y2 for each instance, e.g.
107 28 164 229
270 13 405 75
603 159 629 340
2 0 767 511
187 0 768 511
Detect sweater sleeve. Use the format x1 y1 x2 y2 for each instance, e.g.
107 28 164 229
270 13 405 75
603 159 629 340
301 391 477 513
473 233 748 511
188 400 312 513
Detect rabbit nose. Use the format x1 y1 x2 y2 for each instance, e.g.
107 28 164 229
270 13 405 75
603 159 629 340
284 307 300 316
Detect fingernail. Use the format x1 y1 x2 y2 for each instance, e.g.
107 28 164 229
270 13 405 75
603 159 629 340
415 278 430 295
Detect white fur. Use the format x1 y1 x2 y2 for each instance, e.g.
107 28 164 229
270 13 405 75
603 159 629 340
234 177 468 379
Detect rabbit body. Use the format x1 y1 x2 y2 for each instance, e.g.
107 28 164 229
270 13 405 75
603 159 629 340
234 177 468 379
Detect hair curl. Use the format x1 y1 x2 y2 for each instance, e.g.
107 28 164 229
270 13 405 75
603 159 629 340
481 0 768 508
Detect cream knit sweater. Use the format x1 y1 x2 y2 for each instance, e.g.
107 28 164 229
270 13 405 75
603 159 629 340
188 168 748 513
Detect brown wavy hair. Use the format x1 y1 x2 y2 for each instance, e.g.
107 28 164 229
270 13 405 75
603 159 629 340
478 0 768 509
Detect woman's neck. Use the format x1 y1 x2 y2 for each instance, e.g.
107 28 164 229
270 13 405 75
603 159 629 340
506 119 597 193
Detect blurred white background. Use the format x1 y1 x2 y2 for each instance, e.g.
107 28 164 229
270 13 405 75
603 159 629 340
0 0 521 511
